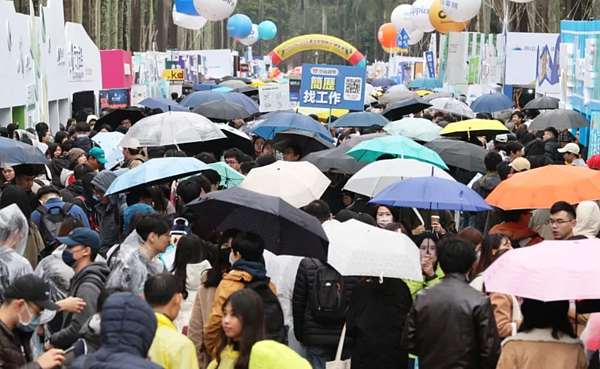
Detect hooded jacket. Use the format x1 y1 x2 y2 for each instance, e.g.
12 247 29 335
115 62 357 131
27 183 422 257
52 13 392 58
489 222 544 247
525 138 554 166
92 171 121 255
75 136 93 155
71 292 162 369
148 312 199 369
50 261 110 349
574 201 600 239
49 157 70 189
544 137 563 164
62 314 102 368
66 180 84 198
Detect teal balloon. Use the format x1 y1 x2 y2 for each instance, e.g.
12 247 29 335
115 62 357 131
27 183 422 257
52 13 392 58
227 14 252 39
258 21 277 41
355 59 366 67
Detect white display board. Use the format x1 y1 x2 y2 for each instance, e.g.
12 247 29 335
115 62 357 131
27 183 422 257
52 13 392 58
259 83 294 112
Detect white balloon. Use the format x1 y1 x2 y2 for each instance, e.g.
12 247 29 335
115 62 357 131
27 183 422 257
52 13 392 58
408 29 424 45
442 0 482 22
240 24 259 46
173 9 207 30
391 4 416 33
410 0 436 33
193 0 237 21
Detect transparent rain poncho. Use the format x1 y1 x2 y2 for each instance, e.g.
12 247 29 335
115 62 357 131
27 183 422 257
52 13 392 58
0 204 33 304
34 245 75 303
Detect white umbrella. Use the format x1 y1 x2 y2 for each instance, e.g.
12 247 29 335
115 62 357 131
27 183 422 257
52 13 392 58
343 158 455 197
384 118 443 142
119 112 226 148
429 97 475 118
92 132 125 167
326 219 423 281
239 161 331 208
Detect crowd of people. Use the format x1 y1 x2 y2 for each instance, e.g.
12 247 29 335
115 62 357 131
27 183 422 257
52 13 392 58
0 96 597 369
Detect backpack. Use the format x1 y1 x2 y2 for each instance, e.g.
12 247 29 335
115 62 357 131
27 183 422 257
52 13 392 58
36 203 74 247
244 278 286 344
75 196 100 232
309 259 347 323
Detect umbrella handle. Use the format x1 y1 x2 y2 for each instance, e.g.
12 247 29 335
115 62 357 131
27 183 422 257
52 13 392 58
379 272 384 284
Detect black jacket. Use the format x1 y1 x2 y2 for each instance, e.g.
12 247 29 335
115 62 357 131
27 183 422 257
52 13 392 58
66 180 84 198
544 138 563 164
347 279 412 369
292 258 356 347
402 273 501 369
0 321 39 369
49 157 70 189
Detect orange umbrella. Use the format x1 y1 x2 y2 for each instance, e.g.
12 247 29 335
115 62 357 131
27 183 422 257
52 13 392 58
486 165 600 210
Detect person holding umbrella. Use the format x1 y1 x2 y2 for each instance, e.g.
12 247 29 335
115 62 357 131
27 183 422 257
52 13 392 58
404 232 444 300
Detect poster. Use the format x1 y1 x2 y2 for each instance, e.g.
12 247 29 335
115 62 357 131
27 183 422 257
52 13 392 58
446 32 468 85
300 64 366 110
505 32 560 86
258 84 294 112
468 56 480 84
99 88 130 111
131 85 148 106
589 112 600 158
161 69 185 83
289 80 301 102
180 49 233 78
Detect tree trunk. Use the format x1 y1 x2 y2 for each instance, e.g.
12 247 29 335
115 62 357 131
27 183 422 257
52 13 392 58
100 0 111 49
277 0 283 46
338 0 344 40
122 0 131 50
301 0 306 64
258 0 264 55
131 0 142 51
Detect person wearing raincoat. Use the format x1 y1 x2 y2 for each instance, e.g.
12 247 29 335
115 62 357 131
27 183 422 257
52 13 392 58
248 340 311 369
573 201 600 239
404 232 444 300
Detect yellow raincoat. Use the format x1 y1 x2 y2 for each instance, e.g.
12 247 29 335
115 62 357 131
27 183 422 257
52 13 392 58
148 313 199 369
249 340 311 369
208 345 239 369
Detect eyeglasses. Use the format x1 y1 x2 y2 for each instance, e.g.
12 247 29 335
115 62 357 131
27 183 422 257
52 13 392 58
225 160 239 165
548 219 572 226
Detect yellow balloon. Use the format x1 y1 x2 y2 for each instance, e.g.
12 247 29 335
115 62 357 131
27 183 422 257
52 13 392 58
429 0 469 33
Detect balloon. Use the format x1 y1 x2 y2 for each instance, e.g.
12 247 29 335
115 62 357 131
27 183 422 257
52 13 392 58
227 14 252 39
193 0 237 21
429 0 469 33
378 23 398 49
408 29 424 45
410 0 436 33
173 8 207 30
240 24 260 46
258 21 277 41
391 4 416 33
442 0 481 22
174 0 199 16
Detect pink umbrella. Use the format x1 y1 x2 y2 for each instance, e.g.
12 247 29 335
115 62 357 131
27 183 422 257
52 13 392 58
483 239 600 302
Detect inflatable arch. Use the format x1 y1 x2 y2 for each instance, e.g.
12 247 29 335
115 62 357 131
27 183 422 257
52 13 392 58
269 34 366 67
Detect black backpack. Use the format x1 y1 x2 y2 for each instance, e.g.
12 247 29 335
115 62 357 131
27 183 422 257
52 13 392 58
309 260 347 323
36 203 74 247
244 278 286 343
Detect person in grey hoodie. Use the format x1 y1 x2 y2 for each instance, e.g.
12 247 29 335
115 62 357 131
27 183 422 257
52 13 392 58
472 152 502 233
91 170 123 256
46 228 110 350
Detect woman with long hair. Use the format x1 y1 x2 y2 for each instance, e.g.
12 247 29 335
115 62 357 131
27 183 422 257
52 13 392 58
208 289 265 369
45 143 62 160
470 233 512 284
404 232 443 300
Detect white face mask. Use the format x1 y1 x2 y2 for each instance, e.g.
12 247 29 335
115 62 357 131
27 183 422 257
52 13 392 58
376 216 394 228
229 251 235 265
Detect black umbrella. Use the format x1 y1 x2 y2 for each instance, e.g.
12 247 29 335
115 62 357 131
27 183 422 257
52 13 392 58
193 101 251 121
187 187 328 259
273 129 335 158
301 133 386 175
220 75 253 84
424 138 487 173
523 96 560 110
232 86 259 97
96 109 145 130
528 109 590 130
382 98 432 121
180 123 254 156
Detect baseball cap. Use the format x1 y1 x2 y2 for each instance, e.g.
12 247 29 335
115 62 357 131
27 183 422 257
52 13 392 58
509 157 531 172
495 134 508 143
88 147 108 164
558 143 580 155
57 228 100 250
4 275 60 311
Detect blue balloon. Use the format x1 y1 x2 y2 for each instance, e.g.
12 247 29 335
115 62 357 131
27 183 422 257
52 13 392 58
174 0 198 16
258 21 277 41
227 14 253 39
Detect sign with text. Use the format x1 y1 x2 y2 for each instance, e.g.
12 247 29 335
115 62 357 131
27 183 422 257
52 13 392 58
289 79 301 102
161 69 185 83
259 84 294 112
300 64 366 110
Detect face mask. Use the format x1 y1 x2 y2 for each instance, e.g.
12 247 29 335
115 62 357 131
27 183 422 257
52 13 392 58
17 304 40 332
93 195 99 202
47 136 54 144
376 216 393 227
61 249 79 268
220 247 231 263
228 250 236 266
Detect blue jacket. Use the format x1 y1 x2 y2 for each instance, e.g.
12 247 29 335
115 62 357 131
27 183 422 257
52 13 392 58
31 197 91 229
71 292 162 369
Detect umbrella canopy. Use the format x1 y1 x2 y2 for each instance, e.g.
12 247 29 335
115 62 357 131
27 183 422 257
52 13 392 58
428 97 475 118
105 157 210 195
139 97 189 112
486 165 600 210
332 112 389 128
119 112 226 148
193 100 251 121
415 90 433 97
433 85 462 94
528 109 590 130
193 83 219 91
181 123 254 156
379 90 419 105
386 84 409 93
384 118 442 142
440 119 510 140
523 96 560 110
470 93 514 113
96 109 145 130
301 133 387 175
208 162 246 189
382 98 432 121
483 239 600 301
422 92 456 102
226 93 260 114
326 219 422 281
212 87 233 93
250 80 267 87
0 137 50 166
221 76 252 84
407 77 443 90
347 135 448 170
273 129 334 157
186 187 328 259
424 138 487 173
344 158 455 198
91 132 125 167
296 107 349 121
232 86 259 97
219 80 248 89
252 112 334 143
371 78 397 87
239 161 331 208
370 176 491 212
180 91 259 113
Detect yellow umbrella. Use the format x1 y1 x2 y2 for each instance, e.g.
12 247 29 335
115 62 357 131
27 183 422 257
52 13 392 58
440 119 509 140
297 107 350 121
415 90 433 97
250 80 266 87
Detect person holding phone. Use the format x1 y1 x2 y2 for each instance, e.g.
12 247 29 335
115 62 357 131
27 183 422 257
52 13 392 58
404 232 444 300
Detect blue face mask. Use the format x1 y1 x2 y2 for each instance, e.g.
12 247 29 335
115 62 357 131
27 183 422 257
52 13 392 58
17 304 40 332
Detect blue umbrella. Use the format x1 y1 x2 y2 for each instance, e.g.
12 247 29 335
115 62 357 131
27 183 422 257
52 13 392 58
252 112 334 143
470 93 515 113
371 78 397 87
180 91 259 114
407 77 443 90
139 97 189 112
213 86 234 93
370 176 491 212
226 93 259 114
332 112 389 128
105 157 210 195
0 137 49 166
193 83 219 91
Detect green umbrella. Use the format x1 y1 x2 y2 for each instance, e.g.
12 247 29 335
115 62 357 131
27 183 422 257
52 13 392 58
208 162 246 189
346 135 448 170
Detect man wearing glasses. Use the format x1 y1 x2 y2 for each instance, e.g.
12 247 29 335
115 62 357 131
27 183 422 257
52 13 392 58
223 148 245 173
549 201 577 240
